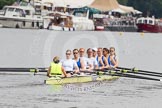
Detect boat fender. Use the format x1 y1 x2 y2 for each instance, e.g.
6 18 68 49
73 27 75 31
62 27 64 31
69 28 70 31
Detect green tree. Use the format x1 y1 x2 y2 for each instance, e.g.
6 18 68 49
118 0 128 5
0 0 17 9
127 0 162 18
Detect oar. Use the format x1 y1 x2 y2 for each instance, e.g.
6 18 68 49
117 67 162 75
117 69 162 77
0 68 48 73
96 70 162 82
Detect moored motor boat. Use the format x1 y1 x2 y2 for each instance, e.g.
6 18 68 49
0 5 43 29
136 17 162 33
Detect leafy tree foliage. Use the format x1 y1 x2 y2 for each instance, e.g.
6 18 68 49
0 0 17 9
118 0 162 18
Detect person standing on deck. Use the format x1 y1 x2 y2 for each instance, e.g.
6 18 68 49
108 47 118 68
47 56 69 77
96 48 109 69
87 48 98 70
73 49 85 71
62 50 79 75
79 48 92 70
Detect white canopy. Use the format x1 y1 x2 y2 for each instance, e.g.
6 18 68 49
119 5 135 13
25 0 94 8
52 0 94 8
112 8 126 14
89 0 119 11
134 10 142 14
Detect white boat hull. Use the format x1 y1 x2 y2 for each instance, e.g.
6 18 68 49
0 16 43 29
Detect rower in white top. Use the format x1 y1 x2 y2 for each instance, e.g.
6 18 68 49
61 49 79 75
79 48 92 70
86 48 98 70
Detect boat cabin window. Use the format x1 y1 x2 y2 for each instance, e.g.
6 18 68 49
144 20 147 24
2 7 7 11
25 10 31 15
15 9 25 17
0 7 7 15
138 19 143 24
149 20 153 24
73 11 87 17
8 8 14 12
15 9 21 13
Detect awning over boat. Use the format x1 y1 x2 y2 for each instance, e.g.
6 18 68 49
25 0 94 8
119 5 135 13
52 0 94 8
89 0 119 11
134 10 143 14
112 8 126 14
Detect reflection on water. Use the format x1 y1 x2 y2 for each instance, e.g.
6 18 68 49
0 74 162 108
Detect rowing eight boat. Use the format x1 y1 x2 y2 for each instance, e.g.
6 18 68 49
44 75 119 85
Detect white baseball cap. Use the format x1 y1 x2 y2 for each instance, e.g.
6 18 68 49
92 47 97 51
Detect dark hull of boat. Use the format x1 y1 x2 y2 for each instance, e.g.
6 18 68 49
137 24 162 33
104 26 137 32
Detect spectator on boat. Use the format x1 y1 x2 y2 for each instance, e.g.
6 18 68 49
47 56 69 77
59 20 65 27
96 48 109 69
62 50 79 75
73 49 85 71
79 48 92 70
87 48 98 70
108 47 118 68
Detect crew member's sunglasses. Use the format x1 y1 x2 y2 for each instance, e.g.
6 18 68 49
73 52 78 54
66 53 71 55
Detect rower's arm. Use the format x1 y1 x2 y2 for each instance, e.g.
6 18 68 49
47 66 51 77
80 59 86 71
74 66 79 73
111 56 118 68
112 58 118 68
103 57 110 68
98 60 105 69
61 67 67 77
73 61 79 73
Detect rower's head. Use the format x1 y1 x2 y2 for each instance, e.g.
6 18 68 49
87 48 93 58
110 47 116 55
66 49 72 59
79 48 85 57
92 47 97 57
97 47 103 56
53 56 60 64
103 48 109 56
73 49 79 58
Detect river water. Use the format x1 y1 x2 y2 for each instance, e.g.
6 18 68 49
0 28 162 108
